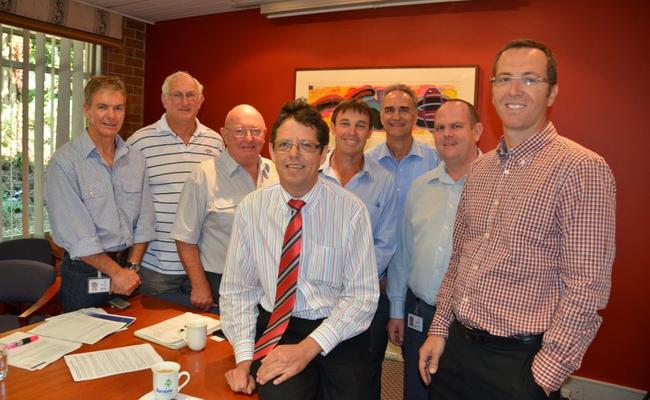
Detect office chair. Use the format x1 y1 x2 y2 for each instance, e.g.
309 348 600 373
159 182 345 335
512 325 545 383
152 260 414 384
0 238 61 332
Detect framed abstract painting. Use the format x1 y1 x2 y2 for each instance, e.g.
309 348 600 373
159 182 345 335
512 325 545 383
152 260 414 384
295 66 478 149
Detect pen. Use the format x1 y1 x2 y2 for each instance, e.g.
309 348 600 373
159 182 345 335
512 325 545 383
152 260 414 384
5 335 39 350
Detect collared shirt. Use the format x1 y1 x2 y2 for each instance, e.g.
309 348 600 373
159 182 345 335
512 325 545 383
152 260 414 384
170 151 278 274
387 161 465 318
127 114 224 275
46 130 156 258
319 151 398 277
220 178 379 364
365 140 440 216
429 122 616 392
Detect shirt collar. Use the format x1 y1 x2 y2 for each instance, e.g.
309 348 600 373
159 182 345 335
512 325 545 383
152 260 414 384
375 139 424 162
220 150 271 180
80 129 129 160
320 149 371 183
280 177 323 215
157 113 205 140
426 161 457 185
497 121 557 162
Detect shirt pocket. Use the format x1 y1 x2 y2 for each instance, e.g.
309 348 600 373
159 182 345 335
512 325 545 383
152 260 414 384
208 197 241 227
303 244 345 290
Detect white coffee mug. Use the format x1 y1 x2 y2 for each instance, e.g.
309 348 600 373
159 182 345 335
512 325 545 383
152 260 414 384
152 361 190 400
184 320 207 351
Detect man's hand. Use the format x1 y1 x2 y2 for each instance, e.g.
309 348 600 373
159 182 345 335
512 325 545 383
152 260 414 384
256 337 322 386
190 280 214 311
225 361 256 395
110 268 140 295
418 335 446 386
387 318 405 346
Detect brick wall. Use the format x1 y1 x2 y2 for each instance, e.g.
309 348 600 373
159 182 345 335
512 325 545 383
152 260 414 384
102 18 146 139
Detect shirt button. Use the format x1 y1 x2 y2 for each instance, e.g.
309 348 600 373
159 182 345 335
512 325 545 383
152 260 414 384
462 297 469 304
503 169 510 175
483 232 490 239
493 199 499 206
438 246 443 251
443 225 449 230
472 265 478 271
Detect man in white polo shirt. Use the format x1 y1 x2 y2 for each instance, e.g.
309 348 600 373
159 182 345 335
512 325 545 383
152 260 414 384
127 71 224 308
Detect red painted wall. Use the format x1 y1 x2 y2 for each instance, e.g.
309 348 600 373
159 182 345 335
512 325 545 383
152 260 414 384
145 0 650 390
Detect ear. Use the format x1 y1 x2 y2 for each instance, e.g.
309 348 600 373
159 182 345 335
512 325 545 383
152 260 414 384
546 84 559 107
161 93 168 109
83 103 91 121
472 122 484 142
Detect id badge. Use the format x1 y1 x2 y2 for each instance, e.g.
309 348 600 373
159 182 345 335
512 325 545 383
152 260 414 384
88 277 111 294
407 313 424 332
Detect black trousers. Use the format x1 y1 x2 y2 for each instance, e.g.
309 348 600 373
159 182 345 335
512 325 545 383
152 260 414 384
429 321 560 400
251 308 369 400
366 292 389 400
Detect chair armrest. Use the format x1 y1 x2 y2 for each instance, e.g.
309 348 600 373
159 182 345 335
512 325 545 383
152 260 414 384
17 276 61 327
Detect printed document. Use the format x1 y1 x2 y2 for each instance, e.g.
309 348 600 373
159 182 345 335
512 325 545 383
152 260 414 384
0 332 81 370
64 343 162 381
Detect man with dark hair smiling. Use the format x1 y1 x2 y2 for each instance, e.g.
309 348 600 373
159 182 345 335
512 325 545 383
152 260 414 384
419 39 616 400
320 99 398 400
221 99 378 400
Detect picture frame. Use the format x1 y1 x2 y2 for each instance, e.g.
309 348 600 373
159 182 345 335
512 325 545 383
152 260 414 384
295 66 478 149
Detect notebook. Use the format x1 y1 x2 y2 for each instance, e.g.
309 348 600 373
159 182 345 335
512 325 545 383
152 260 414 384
134 312 221 349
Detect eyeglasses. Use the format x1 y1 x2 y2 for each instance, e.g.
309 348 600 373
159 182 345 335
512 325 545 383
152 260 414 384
490 75 551 87
226 127 266 137
273 140 322 153
168 91 199 102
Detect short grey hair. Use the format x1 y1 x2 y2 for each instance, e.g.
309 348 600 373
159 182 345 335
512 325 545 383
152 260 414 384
161 71 204 95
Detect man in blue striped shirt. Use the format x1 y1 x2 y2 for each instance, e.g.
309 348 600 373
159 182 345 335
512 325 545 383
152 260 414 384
320 99 398 400
366 84 440 216
222 99 378 400
46 75 155 312
127 71 224 309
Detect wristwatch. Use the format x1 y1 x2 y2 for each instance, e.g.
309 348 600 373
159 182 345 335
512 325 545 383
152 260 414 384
124 261 141 273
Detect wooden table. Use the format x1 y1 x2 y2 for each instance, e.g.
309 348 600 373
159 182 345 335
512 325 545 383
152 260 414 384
0 296 257 399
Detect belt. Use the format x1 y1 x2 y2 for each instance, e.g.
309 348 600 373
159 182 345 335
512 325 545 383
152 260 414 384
455 321 543 346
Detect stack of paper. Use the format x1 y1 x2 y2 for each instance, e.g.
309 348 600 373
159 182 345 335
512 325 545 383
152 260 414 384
0 332 81 370
134 312 221 349
64 343 162 381
29 311 127 344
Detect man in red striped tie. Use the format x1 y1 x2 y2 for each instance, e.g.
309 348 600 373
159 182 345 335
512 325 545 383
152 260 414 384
220 99 379 400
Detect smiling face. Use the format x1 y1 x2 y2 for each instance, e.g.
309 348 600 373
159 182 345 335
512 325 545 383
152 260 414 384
332 109 372 156
433 101 481 167
270 118 326 198
83 88 125 141
492 47 558 142
221 105 266 166
380 90 417 139
161 74 204 126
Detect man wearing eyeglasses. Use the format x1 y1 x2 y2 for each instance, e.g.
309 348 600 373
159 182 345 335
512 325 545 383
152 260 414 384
419 39 616 400
221 99 378 399
170 104 278 311
127 71 224 309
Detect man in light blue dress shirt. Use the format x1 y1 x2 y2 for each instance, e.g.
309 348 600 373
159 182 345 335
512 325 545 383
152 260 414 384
46 76 155 312
386 99 482 400
319 99 398 400
366 84 440 216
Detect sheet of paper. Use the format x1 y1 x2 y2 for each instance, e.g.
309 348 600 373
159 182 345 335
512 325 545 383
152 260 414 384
0 332 81 370
135 312 221 348
64 343 162 381
29 312 126 344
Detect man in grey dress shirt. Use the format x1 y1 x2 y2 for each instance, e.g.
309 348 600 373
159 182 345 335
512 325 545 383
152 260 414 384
170 104 278 311
46 75 155 312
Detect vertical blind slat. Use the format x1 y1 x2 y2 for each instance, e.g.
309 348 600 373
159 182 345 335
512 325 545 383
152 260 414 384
21 30 29 235
34 32 45 234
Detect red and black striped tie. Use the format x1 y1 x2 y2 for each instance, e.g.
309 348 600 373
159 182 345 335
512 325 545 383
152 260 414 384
253 199 306 360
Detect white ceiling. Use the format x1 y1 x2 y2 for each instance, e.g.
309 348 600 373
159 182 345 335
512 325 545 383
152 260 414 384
73 0 467 24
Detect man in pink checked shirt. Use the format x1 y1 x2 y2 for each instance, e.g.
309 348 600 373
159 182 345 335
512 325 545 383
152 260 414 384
418 39 616 400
